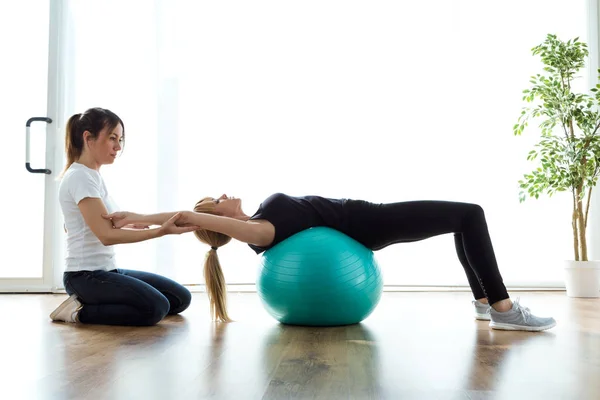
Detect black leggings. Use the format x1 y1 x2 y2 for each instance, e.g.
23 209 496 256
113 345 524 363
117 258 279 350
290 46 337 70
344 200 509 304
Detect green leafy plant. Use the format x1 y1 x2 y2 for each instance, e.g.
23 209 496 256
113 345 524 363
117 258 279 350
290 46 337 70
514 34 600 261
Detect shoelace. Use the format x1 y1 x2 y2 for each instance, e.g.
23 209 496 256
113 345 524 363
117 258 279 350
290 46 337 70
512 297 531 322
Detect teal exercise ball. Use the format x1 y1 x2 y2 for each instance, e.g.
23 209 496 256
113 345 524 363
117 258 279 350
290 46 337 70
257 227 383 326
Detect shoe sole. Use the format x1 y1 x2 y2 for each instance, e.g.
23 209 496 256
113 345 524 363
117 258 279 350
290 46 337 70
49 294 79 321
475 312 491 321
489 321 556 332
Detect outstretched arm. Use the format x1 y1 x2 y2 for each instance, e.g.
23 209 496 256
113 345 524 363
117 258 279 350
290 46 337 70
103 209 274 246
79 198 198 246
178 211 274 247
102 211 179 228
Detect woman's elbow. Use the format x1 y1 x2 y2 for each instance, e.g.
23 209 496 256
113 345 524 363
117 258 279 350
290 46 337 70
99 237 115 246
97 231 117 246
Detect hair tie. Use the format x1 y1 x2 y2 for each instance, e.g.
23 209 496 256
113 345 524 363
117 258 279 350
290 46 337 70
211 246 218 251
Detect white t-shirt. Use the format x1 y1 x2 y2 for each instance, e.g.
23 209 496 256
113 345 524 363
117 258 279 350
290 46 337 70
59 162 119 272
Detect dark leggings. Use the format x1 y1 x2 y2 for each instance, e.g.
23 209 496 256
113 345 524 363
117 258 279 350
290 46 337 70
63 268 192 326
345 200 509 304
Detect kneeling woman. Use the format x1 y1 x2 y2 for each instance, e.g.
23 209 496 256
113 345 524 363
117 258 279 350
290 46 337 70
105 192 556 331
50 108 196 326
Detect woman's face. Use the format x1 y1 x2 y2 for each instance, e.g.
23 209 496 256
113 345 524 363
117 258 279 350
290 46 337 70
85 123 123 165
213 194 242 217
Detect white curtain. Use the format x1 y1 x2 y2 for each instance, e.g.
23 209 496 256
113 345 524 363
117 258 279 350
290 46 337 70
63 0 589 288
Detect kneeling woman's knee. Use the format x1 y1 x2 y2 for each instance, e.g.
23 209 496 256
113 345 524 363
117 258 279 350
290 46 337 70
144 294 170 326
170 287 192 314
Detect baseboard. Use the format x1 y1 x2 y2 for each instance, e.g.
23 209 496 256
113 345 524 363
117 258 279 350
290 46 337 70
15 284 567 295
186 284 566 294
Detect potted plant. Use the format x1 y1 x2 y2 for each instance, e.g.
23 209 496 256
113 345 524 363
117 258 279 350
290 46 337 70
514 34 600 297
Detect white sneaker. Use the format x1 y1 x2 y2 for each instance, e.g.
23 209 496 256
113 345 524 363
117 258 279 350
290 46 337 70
489 298 556 332
472 299 491 320
50 294 82 323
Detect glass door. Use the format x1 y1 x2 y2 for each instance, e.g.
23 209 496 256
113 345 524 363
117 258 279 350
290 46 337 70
0 1 65 292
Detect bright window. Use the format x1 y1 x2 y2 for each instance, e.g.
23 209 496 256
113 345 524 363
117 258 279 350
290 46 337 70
65 0 589 287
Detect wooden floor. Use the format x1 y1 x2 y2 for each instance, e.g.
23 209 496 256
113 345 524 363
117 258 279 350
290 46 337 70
1 291 598 400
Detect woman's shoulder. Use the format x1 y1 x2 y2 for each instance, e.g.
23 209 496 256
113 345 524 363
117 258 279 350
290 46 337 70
59 164 103 195
63 163 100 182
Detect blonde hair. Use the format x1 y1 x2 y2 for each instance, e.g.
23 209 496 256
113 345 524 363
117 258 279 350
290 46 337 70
193 197 233 322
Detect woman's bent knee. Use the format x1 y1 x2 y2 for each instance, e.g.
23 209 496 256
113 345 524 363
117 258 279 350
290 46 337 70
143 294 170 325
169 286 192 314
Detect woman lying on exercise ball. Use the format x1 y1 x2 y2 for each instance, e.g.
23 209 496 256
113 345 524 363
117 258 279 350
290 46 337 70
103 192 557 331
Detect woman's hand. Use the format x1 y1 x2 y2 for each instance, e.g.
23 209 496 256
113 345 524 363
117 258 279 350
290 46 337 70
173 211 199 228
159 212 200 236
102 211 143 229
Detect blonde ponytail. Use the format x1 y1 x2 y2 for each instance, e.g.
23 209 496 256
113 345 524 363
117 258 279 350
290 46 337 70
193 198 233 322
203 248 231 322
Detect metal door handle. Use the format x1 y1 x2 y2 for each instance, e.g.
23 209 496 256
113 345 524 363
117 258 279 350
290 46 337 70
26 117 53 174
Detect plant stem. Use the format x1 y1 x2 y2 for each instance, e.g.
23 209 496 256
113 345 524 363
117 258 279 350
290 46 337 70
585 187 592 228
575 184 587 261
578 198 587 261
592 121 600 136
572 191 580 261
579 137 591 260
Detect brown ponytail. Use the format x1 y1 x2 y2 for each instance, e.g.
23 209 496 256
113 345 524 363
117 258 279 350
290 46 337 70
193 197 233 322
60 107 125 176
61 113 83 176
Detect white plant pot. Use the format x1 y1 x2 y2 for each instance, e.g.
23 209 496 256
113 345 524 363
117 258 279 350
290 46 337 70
564 260 600 298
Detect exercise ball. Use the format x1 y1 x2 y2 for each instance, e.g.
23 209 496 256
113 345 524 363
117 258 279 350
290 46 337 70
257 227 383 326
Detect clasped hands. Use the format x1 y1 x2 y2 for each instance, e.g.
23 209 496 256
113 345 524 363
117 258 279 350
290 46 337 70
102 211 199 236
